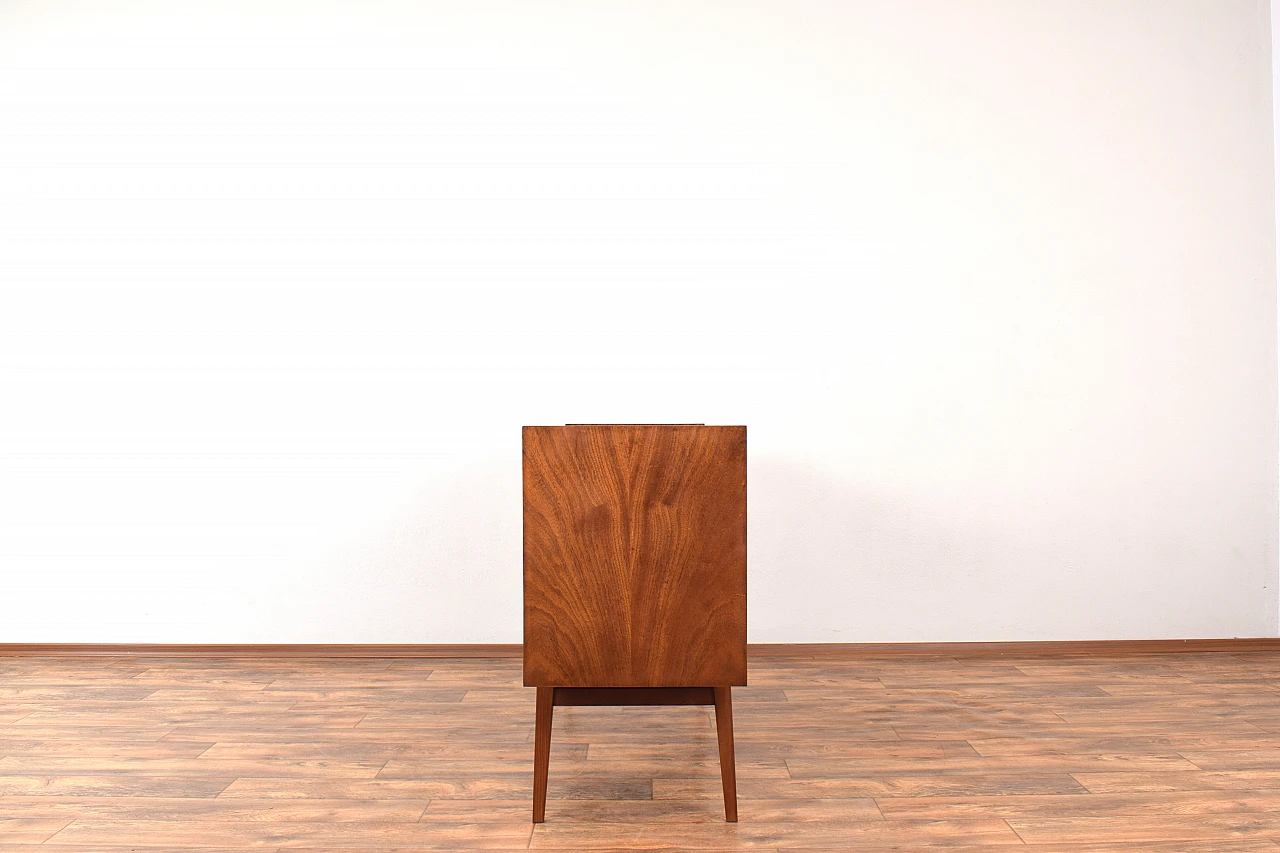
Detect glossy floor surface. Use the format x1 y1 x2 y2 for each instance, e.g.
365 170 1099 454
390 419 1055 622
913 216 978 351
0 651 1278 850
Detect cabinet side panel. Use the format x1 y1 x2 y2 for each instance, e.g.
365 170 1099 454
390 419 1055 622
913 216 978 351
630 425 746 685
523 426 632 686
523 425 746 687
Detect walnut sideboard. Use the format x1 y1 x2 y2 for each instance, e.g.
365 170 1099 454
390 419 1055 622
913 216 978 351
522 424 747 822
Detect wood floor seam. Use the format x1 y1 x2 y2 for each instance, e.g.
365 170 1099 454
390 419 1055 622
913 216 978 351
38 818 76 844
869 796 888 821
1002 816 1030 844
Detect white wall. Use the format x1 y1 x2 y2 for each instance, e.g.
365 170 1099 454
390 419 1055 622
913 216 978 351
1 0 1275 643
1273 0 1280 636
1269 0 1280 630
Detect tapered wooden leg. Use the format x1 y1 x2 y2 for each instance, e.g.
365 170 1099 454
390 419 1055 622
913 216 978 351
713 685 738 822
532 686 554 823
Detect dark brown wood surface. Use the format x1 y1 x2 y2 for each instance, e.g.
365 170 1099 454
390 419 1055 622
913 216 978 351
532 686 554 823
553 687 715 706
712 685 738 822
523 424 747 688
2 651 1280 849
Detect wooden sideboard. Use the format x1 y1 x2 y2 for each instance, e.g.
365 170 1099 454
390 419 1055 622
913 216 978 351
523 424 747 822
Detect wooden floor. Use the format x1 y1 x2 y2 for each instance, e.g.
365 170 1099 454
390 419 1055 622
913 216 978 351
1 652 1279 851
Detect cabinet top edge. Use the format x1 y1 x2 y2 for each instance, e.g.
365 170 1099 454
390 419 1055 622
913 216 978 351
523 424 746 428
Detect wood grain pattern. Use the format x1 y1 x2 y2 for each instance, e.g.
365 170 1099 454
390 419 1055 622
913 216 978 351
2 651 1279 849
523 424 747 688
